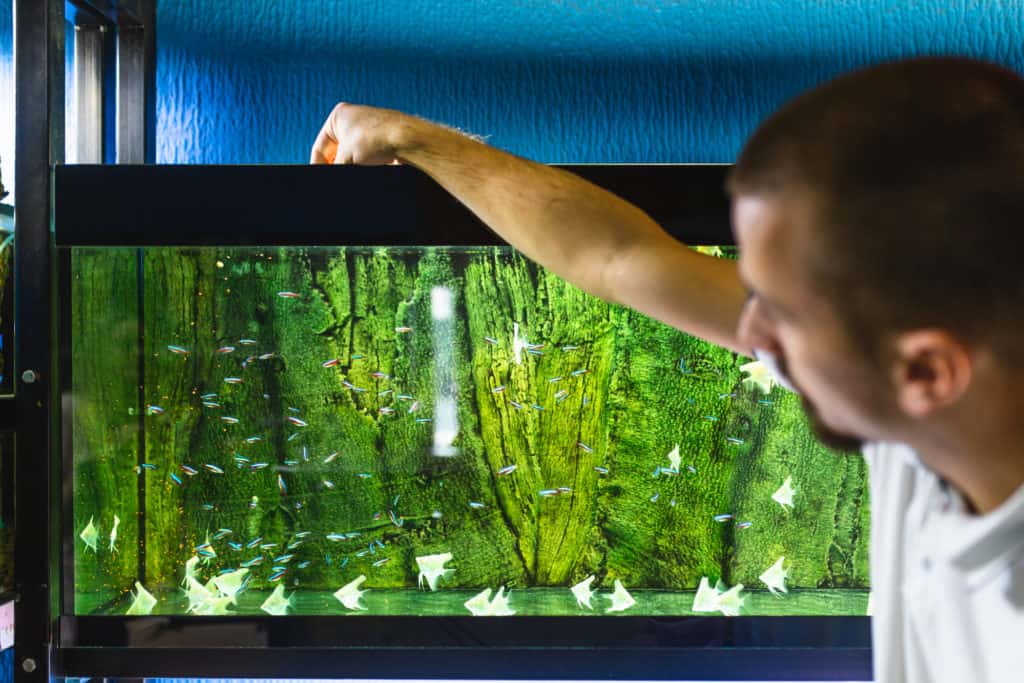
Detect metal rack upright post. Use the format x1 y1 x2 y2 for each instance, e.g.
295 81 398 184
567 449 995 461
11 2 156 682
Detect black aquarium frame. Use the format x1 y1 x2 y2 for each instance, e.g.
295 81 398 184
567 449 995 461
52 164 871 681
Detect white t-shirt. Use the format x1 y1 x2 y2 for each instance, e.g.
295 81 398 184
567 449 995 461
863 442 1024 683
750 350 1024 681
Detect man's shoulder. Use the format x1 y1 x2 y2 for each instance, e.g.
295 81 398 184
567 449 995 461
861 441 922 471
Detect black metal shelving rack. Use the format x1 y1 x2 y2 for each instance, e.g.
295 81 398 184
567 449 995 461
13 3 872 681
11 2 156 683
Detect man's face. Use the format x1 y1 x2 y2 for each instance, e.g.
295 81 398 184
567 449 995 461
732 192 899 452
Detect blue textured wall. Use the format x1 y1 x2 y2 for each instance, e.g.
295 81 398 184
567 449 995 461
0 1 12 197
156 0 1024 165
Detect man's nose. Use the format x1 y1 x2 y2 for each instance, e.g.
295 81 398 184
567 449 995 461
736 296 778 356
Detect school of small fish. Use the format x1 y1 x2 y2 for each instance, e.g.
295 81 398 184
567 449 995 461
83 287 803 616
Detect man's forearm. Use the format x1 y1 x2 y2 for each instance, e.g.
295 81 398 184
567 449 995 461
395 120 671 303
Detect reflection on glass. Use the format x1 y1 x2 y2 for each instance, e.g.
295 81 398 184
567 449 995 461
67 245 869 616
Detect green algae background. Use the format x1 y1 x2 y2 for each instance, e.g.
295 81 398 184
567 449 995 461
70 245 869 613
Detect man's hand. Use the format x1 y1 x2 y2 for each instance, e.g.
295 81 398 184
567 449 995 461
310 103 411 166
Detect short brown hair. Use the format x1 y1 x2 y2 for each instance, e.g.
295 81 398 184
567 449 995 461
726 57 1024 368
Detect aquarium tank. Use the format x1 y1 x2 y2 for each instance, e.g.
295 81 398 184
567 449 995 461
59 165 870 621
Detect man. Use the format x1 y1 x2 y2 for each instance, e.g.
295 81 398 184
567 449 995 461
312 57 1024 682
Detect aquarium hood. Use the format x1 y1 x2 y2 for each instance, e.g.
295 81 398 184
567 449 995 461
53 164 733 246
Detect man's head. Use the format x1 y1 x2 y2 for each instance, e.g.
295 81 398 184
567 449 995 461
725 57 1024 452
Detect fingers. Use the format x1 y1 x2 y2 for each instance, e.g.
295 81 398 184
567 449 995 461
311 106 346 164
310 125 336 164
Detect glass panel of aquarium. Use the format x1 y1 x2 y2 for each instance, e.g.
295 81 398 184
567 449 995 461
67 243 869 618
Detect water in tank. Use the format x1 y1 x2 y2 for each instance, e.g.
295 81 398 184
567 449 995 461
67 244 869 616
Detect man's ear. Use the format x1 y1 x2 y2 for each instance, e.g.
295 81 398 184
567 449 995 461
890 329 973 419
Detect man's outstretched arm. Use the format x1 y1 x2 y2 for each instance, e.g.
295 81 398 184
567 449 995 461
311 103 750 355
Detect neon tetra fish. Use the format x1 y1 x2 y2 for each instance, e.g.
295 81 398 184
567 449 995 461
277 291 300 298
